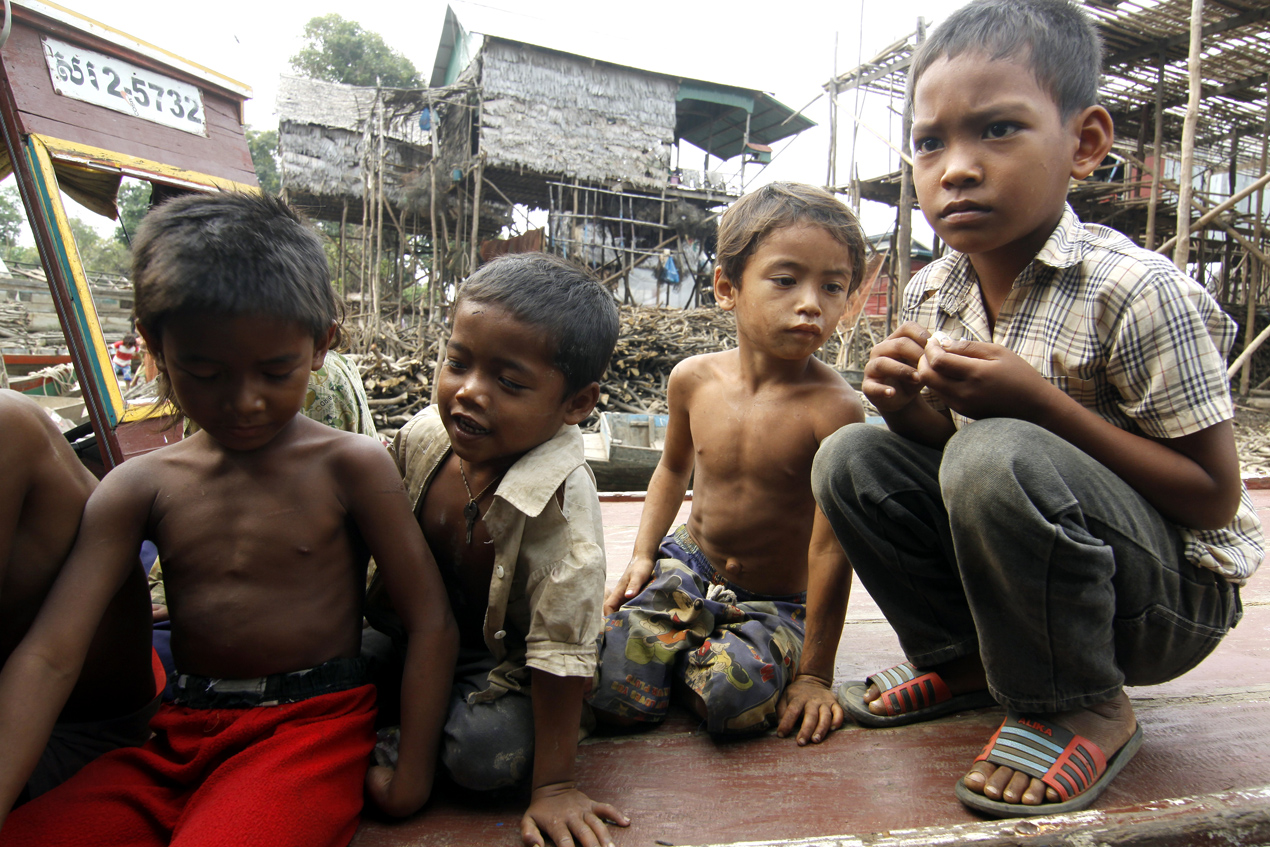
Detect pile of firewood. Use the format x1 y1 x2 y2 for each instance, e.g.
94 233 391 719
345 305 856 438
0 301 32 344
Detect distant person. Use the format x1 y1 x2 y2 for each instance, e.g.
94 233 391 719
0 389 158 805
813 0 1262 817
594 182 866 744
110 334 139 384
364 253 629 847
0 192 458 845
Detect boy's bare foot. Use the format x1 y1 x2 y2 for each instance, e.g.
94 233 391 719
961 689 1138 806
862 653 987 716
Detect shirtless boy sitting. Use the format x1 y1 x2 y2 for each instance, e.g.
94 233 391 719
0 390 156 804
0 193 457 846
593 183 866 742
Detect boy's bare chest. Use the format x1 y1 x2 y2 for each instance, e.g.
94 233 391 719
150 461 351 574
690 386 818 476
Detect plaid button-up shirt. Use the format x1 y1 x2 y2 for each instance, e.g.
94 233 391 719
903 205 1263 582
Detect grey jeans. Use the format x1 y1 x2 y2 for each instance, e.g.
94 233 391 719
362 630 534 791
812 419 1240 713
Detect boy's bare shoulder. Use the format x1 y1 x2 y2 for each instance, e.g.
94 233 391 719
299 419 398 482
801 358 866 438
0 390 63 455
670 350 738 387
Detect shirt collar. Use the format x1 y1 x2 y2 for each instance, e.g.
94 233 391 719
923 203 1086 311
1032 203 1086 271
493 423 586 518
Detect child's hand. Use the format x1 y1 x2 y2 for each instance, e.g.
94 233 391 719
775 674 844 746
521 782 629 847
151 603 169 623
918 337 1059 423
365 763 429 819
603 555 655 616
862 322 931 412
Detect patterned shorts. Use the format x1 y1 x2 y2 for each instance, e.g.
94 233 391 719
591 526 806 734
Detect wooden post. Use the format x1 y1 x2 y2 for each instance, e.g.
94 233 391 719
427 88 440 324
895 18 924 311
338 199 348 296
372 89 385 336
1172 0 1204 271
1222 132 1239 302
1145 54 1166 250
467 90 484 275
468 153 484 276
1241 86 1270 396
1157 171 1270 254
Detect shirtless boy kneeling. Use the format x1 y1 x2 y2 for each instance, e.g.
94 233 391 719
0 193 457 846
0 390 157 805
594 183 866 743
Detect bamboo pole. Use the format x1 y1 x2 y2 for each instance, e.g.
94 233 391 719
468 153 484 275
1242 88 1270 395
372 89 384 336
1172 0 1204 271
426 88 440 324
1157 171 1270 254
1227 319 1270 379
338 199 348 297
1145 54 1166 250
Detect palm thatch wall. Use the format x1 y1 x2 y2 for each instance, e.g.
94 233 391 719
478 39 675 194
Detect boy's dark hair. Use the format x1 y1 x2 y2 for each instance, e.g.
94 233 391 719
909 0 1102 120
716 182 867 295
130 192 340 411
455 253 618 396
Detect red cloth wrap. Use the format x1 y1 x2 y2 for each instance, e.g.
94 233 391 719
1 684 376 847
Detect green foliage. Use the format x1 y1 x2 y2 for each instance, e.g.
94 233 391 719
0 185 27 249
247 128 281 195
114 181 151 245
290 14 420 89
68 217 129 275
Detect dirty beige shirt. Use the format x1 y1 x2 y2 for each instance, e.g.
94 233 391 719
388 406 606 701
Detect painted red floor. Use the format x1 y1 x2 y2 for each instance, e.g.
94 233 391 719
353 490 1270 847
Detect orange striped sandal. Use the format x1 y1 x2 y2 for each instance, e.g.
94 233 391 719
955 712 1144 817
837 661 997 727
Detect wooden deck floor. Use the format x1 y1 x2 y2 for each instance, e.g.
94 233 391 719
353 491 1270 847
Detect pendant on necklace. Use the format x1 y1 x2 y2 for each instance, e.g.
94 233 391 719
463 500 480 544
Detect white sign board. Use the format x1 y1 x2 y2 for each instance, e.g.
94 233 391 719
42 36 207 136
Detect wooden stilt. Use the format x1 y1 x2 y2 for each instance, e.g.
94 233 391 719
1172 0 1204 271
1242 87 1270 395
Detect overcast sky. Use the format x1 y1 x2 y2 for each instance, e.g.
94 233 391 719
58 0 967 237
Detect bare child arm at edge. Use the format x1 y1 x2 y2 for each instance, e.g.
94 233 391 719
522 669 629 847
341 436 459 817
603 359 698 615
775 378 863 745
0 459 151 827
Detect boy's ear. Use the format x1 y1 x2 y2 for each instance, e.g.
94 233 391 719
311 322 337 371
714 266 738 312
134 323 165 372
562 381 601 426
1069 105 1115 181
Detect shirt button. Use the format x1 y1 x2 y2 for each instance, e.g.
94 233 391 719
494 630 506 640
495 565 505 579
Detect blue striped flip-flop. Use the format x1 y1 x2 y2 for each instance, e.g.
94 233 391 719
955 711 1145 818
837 661 997 727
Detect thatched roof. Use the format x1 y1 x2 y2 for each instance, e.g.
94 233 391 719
278 75 439 228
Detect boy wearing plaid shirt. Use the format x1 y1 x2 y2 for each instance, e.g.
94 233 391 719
811 0 1263 819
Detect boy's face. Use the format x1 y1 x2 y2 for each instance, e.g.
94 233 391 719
910 52 1099 268
714 223 852 360
143 313 330 452
437 301 597 471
